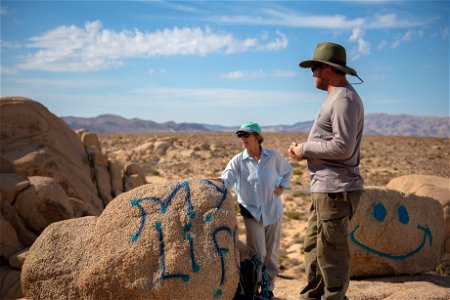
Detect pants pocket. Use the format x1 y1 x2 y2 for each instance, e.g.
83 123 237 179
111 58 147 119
314 192 349 221
321 216 348 246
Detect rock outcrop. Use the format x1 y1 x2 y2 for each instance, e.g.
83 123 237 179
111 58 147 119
349 187 444 277
0 97 148 299
21 179 239 299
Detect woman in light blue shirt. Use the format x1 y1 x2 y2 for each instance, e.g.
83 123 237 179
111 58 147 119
218 122 292 299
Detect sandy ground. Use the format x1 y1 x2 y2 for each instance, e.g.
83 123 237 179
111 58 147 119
274 274 450 300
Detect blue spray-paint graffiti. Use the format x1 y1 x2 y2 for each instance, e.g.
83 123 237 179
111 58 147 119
397 204 409 224
201 179 228 223
212 225 239 299
350 202 433 260
373 202 386 222
130 198 147 244
184 222 200 273
130 180 227 242
130 180 195 243
212 226 232 285
154 221 190 283
129 179 235 297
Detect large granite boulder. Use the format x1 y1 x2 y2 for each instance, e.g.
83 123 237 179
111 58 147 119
0 173 30 204
21 179 240 299
14 176 75 233
387 175 450 253
124 162 147 191
387 175 449 207
349 187 444 277
0 214 23 260
0 264 22 300
0 97 103 215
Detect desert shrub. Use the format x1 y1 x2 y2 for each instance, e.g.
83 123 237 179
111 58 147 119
293 168 303 176
207 172 218 178
278 254 289 270
290 162 301 168
286 210 300 220
292 190 307 197
291 178 304 186
283 195 294 202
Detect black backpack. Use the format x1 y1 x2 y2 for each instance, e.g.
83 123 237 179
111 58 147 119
234 255 270 300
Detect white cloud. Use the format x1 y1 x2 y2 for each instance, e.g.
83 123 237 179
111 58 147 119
148 68 166 76
219 69 265 80
378 40 388 50
366 14 414 29
0 6 7 16
257 31 288 51
349 28 363 42
215 11 364 29
0 65 18 75
18 20 288 72
271 70 297 78
392 30 414 48
150 0 198 13
210 6 426 30
219 70 244 80
219 68 297 80
348 28 370 61
442 27 449 40
4 77 115 88
1 40 21 49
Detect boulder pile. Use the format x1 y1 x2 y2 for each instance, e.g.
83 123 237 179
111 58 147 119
0 97 147 298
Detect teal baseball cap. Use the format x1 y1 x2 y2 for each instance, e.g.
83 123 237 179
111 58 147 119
235 121 262 134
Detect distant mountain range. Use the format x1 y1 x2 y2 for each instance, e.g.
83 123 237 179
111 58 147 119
62 113 449 137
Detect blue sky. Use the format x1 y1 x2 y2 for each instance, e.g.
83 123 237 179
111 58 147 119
1 1 448 126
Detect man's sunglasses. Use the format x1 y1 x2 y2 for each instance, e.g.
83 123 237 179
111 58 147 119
311 64 322 73
237 132 251 138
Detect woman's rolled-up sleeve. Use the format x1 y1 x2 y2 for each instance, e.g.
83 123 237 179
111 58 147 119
220 154 240 190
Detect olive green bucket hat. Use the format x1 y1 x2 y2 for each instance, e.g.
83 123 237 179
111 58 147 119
299 42 358 76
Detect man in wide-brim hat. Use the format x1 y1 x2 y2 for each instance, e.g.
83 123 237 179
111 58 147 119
289 42 365 300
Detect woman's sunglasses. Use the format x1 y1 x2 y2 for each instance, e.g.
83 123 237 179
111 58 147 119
237 132 251 138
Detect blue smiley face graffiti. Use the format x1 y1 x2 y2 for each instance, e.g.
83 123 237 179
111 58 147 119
349 202 433 260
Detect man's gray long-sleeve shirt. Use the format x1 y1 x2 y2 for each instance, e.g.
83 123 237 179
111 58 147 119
302 84 364 193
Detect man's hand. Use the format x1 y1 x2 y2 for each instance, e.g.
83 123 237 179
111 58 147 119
274 186 285 197
289 142 304 161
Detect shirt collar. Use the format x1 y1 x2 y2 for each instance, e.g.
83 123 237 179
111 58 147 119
243 147 271 160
